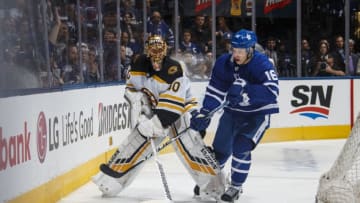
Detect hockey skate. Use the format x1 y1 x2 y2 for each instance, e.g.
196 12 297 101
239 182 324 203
219 185 242 203
193 184 215 201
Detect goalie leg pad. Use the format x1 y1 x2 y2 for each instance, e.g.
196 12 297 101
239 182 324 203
93 128 165 196
170 112 224 199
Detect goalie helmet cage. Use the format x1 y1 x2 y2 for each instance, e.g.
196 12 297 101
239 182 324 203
316 113 360 203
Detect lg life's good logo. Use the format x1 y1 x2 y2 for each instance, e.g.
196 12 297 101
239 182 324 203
37 112 47 163
36 110 95 163
290 85 333 120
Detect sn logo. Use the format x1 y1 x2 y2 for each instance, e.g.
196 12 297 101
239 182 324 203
290 85 333 119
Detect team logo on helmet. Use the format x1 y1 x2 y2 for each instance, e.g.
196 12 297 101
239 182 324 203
231 29 257 49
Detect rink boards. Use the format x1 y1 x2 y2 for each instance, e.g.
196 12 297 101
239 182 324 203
0 78 359 203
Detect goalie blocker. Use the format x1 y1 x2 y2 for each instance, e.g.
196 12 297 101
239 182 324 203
92 90 224 199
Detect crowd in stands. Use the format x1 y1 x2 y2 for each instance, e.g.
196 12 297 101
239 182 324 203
1 0 360 90
300 35 360 77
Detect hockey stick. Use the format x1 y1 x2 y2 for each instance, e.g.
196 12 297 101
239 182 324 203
100 127 192 178
100 101 229 178
150 138 173 201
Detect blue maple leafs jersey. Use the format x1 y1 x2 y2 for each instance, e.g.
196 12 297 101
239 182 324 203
202 50 279 116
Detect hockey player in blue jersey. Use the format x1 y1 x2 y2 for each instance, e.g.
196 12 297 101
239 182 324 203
190 29 279 202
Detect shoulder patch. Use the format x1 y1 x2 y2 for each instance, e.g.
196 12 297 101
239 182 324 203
168 66 179 75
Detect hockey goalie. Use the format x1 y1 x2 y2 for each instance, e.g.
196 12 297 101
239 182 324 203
92 35 224 200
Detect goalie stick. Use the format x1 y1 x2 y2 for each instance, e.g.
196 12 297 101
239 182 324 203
150 138 173 201
100 101 229 178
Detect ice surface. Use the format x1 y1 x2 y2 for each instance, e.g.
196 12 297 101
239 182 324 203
58 139 345 203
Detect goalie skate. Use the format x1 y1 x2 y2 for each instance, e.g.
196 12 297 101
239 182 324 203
219 186 243 203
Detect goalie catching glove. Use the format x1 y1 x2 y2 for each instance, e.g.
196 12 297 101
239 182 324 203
137 114 169 137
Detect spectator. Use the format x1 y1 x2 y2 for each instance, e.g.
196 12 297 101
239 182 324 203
49 6 77 68
120 31 135 62
102 2 117 32
61 44 81 84
103 29 117 46
216 16 233 44
331 35 346 72
119 45 131 80
190 15 211 53
103 29 117 67
178 30 209 79
83 25 98 47
146 10 175 52
48 7 62 47
84 46 100 83
145 0 163 15
179 29 201 54
277 42 296 77
301 38 314 77
320 54 345 76
121 31 141 57
52 22 73 66
120 0 141 24
264 36 279 71
60 3 77 40
348 39 359 76
50 53 63 87
81 5 98 46
310 40 331 76
49 8 63 87
77 42 90 74
203 51 214 77
121 12 141 43
105 44 132 81
132 30 145 58
217 33 232 57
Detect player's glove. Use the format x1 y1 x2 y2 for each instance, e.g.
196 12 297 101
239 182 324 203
137 115 169 138
226 78 249 106
190 108 211 131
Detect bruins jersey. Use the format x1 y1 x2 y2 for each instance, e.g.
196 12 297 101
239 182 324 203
126 55 197 127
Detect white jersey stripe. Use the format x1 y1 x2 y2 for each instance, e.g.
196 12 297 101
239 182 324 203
205 92 223 103
232 156 251 164
208 85 227 96
231 167 249 174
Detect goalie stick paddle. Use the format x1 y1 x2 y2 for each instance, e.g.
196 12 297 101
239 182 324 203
100 101 229 178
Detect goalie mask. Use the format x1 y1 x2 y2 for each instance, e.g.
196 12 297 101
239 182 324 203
145 35 167 71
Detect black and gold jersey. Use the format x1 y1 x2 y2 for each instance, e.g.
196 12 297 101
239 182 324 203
126 55 197 127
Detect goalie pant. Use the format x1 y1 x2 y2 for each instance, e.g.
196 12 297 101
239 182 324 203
92 110 224 199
